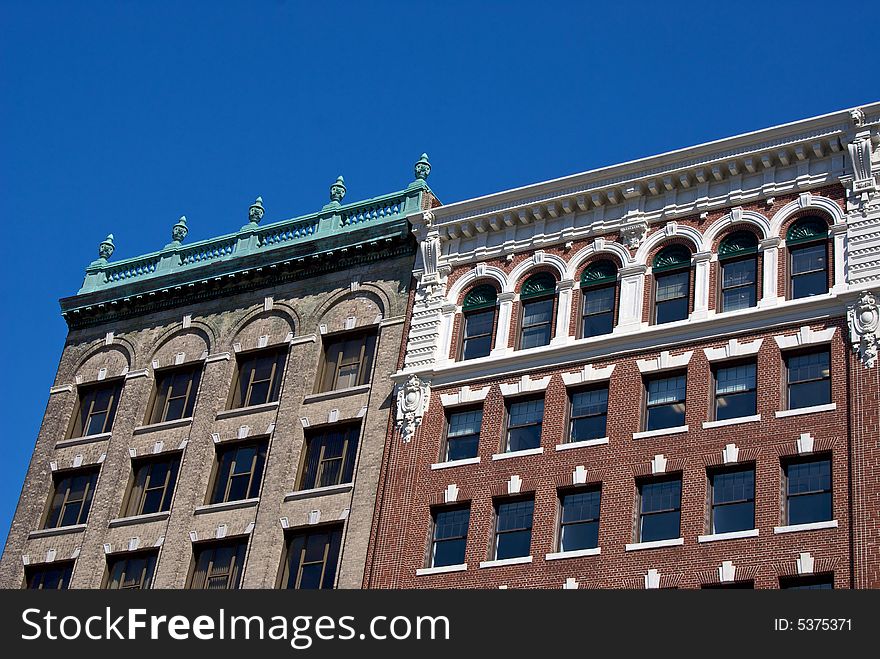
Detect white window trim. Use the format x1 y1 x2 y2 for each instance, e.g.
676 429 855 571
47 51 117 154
625 537 684 551
492 447 544 461
431 457 481 470
215 401 280 420
555 437 609 451
193 497 260 514
697 528 759 543
283 483 353 501
774 519 838 534
55 431 112 449
416 563 468 576
133 416 194 435
775 403 837 418
545 547 601 561
632 425 689 440
702 414 761 429
479 555 533 569
108 510 171 528
28 524 88 539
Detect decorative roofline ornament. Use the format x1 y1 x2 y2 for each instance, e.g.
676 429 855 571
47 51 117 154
414 153 431 181
170 216 188 244
848 291 879 368
329 176 346 204
619 219 648 250
396 374 429 443
248 197 264 225
97 234 115 261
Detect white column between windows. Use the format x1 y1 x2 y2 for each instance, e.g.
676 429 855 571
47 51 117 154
552 279 575 345
830 223 848 293
438 303 457 365
492 292 516 356
692 251 712 319
616 264 646 332
758 237 781 307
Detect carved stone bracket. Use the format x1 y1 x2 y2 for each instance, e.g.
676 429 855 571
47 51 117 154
396 374 430 442
848 291 879 368
619 220 648 250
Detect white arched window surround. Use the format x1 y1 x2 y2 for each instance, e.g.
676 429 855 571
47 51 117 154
442 266 507 363
636 224 709 321
567 241 632 337
703 210 774 310
507 254 569 349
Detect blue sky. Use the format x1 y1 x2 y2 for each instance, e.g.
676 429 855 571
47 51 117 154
0 0 874 548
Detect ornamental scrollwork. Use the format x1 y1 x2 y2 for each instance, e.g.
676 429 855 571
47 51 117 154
396 374 430 442
848 291 879 368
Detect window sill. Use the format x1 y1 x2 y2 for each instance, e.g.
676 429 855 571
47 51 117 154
133 417 193 435
773 519 838 534
194 497 260 514
555 437 609 451
416 563 468 576
284 483 353 501
632 425 689 440
698 528 759 543
491 447 544 461
431 457 481 470
625 537 684 551
302 384 371 404
774 403 837 419
702 414 761 429
55 431 112 448
216 402 279 420
479 556 533 569
545 547 601 561
28 524 87 539
108 510 171 528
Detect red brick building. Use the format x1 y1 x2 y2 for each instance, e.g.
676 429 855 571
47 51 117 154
365 104 880 589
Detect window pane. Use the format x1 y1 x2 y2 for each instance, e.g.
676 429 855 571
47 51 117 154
496 530 531 560
716 363 756 395
722 287 756 312
507 426 541 452
571 415 607 442
85 411 108 437
509 399 544 426
789 380 831 409
640 510 680 542
433 507 470 567
446 410 481 461
647 375 687 405
713 501 755 533
646 404 685 430
722 258 756 288
641 479 681 514
247 379 270 406
497 499 534 532
791 244 826 274
716 392 757 420
571 388 608 417
561 491 601 524
495 498 534 559
655 298 689 324
464 310 494 338
582 312 614 338
787 459 831 495
448 410 482 437
655 271 688 302
522 298 553 325
560 521 598 551
788 351 830 383
712 468 754 505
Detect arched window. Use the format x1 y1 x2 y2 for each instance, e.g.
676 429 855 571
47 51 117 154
652 245 691 324
579 260 618 338
518 272 556 349
787 217 829 299
718 231 759 312
459 284 497 361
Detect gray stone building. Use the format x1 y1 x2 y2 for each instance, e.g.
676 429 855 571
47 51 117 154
0 157 437 589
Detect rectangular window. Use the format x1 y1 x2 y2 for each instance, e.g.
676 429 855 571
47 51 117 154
790 243 828 299
505 397 544 452
70 381 123 438
105 550 158 589
298 425 359 490
444 408 482 461
644 373 687 431
493 498 534 560
210 440 268 504
709 466 755 534
44 467 99 529
280 525 343 589
148 365 202 424
519 297 554 349
713 361 757 420
780 574 834 590
581 285 615 337
124 454 181 517
784 456 832 525
720 257 757 312
25 562 74 590
654 270 689 324
189 538 248 589
461 309 495 360
569 386 608 442
318 329 377 392
559 488 601 552
638 476 681 543
231 348 287 409
430 505 470 568
786 349 831 409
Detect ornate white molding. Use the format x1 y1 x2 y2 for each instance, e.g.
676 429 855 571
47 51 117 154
440 385 490 406
848 290 879 367
637 350 693 373
395 374 430 443
703 338 764 361
561 363 616 386
499 374 552 396
774 326 837 350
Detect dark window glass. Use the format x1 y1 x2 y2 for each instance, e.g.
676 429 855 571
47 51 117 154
645 373 687 431
786 350 831 409
638 476 681 543
431 506 470 567
232 348 287 408
125 454 181 517
790 242 828 299
780 574 834 590
714 362 757 420
319 330 377 392
444 409 482 461
505 398 544 452
149 365 202 424
720 256 757 312
281 526 343 590
105 551 158 589
462 309 495 360
559 488 601 552
569 387 608 442
44 468 100 528
299 425 359 490
189 539 248 590
710 466 755 534
494 498 534 560
581 284 615 338
210 441 267 504
520 297 554 349
654 270 690 324
71 381 123 438
26 562 74 590
785 457 832 525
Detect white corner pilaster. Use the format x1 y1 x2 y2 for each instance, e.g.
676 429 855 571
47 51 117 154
552 279 575 345
492 292 516 355
616 264 646 331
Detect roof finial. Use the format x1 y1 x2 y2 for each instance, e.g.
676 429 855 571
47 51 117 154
414 153 431 181
329 176 346 204
98 234 115 261
171 215 188 244
249 196 264 224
